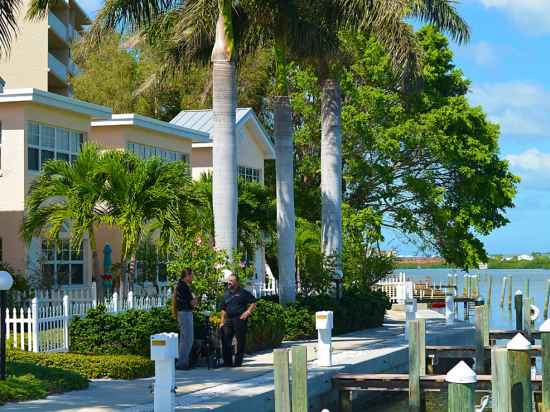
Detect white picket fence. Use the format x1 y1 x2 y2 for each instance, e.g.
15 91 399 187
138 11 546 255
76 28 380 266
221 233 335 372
6 283 172 353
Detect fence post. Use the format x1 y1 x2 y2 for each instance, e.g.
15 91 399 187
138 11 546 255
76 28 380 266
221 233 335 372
63 294 69 351
128 291 134 310
113 291 119 313
514 291 523 331
540 320 550 412
31 297 39 352
91 281 97 308
446 361 476 412
274 349 291 412
491 347 511 412
507 333 532 412
291 346 308 412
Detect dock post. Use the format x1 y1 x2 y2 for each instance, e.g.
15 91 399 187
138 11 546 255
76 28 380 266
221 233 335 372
445 293 455 324
491 347 511 412
339 390 353 412
523 296 531 336
446 361 476 412
524 279 530 300
540 320 550 412
487 274 493 306
273 349 291 412
475 305 489 373
508 276 513 310
506 333 533 412
500 276 507 308
515 291 523 331
544 280 550 321
291 346 308 412
408 319 424 412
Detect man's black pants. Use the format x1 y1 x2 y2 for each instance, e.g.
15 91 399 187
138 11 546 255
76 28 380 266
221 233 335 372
221 316 248 367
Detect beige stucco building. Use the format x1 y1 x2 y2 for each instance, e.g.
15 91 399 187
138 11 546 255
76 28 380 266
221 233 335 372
0 0 88 96
0 87 111 286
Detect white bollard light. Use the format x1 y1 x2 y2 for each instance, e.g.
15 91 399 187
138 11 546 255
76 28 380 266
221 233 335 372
150 332 178 412
445 293 455 324
316 311 333 367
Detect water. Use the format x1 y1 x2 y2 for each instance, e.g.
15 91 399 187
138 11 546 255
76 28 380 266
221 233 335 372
363 269 548 411
397 268 550 330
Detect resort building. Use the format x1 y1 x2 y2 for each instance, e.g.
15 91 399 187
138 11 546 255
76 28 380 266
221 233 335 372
171 108 276 291
0 0 89 96
0 87 112 286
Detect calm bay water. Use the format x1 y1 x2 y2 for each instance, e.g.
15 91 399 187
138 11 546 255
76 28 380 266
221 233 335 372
395 268 550 330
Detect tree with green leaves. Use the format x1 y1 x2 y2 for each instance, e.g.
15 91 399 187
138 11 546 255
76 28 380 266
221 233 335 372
22 144 110 297
290 27 517 269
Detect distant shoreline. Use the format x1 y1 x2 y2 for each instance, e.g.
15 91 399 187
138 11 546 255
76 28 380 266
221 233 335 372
395 261 550 270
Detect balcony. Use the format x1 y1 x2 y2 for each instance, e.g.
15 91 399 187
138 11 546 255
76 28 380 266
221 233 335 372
48 53 68 82
48 12 68 43
68 25 82 43
68 59 79 76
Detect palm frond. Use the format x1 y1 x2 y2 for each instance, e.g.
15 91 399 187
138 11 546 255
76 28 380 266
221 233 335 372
409 0 470 44
0 0 22 57
26 0 62 20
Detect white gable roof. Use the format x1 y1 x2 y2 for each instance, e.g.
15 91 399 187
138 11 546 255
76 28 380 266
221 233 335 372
171 108 275 159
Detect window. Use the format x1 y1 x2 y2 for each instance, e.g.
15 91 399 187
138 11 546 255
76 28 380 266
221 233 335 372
238 166 261 182
41 239 84 286
27 122 85 171
127 142 188 164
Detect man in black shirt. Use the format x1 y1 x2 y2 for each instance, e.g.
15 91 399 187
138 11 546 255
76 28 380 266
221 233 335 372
220 273 256 367
174 268 197 370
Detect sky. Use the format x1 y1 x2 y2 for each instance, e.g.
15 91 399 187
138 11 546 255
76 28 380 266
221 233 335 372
77 0 550 255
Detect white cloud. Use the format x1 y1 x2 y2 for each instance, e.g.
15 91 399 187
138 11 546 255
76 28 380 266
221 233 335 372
469 82 550 136
506 149 550 190
467 41 497 66
476 0 550 34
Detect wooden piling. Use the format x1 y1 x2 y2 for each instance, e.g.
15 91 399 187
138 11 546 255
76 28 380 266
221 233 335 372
291 346 308 412
541 320 550 412
544 280 550 321
446 361 476 412
419 318 426 376
507 334 533 412
408 319 423 412
491 347 511 412
500 276 507 308
523 296 531 335
274 349 291 412
508 276 513 310
515 291 523 331
475 305 489 373
524 279 530 300
487 274 493 306
339 389 353 412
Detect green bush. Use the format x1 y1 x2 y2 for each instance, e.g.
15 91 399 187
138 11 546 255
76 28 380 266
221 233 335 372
8 349 154 380
0 358 88 405
283 305 316 341
245 300 286 353
70 305 178 356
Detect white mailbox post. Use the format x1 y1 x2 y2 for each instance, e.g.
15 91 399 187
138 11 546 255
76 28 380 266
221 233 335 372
405 298 417 335
316 311 333 367
150 332 178 412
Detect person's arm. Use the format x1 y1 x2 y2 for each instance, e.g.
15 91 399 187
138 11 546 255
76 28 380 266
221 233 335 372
240 292 257 320
220 309 227 328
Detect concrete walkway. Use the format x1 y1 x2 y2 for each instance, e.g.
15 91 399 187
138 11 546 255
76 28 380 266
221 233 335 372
1 310 470 412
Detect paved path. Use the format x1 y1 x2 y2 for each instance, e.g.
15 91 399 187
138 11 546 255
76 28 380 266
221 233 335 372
0 310 454 412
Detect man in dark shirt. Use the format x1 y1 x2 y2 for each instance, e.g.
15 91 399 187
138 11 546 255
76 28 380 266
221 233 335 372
174 268 197 370
220 273 256 367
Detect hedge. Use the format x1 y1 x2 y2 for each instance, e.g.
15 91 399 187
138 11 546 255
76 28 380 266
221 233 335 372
8 350 154 380
0 358 88 405
69 288 390 357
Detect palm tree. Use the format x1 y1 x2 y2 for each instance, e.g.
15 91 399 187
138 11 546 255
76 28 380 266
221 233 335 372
22 144 109 296
0 0 21 58
99 150 190 294
309 0 470 284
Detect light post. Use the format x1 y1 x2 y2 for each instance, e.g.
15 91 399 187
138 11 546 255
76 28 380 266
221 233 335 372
0 271 14 380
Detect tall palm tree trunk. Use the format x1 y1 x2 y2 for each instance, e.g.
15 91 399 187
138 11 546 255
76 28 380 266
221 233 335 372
273 96 296 304
321 78 343 282
212 9 238 255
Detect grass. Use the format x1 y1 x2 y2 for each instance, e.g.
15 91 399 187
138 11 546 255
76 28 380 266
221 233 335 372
0 359 88 405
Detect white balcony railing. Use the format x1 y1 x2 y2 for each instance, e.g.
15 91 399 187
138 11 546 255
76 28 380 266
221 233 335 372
48 53 68 82
48 12 68 42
